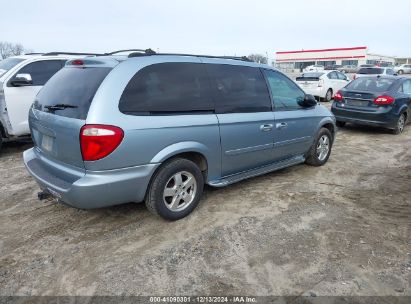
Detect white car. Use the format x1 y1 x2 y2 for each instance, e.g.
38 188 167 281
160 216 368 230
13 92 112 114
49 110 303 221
394 64 411 75
303 65 324 73
296 70 351 102
0 53 94 150
354 67 396 79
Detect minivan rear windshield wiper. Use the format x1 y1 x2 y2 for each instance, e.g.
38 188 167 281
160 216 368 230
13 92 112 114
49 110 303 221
44 104 78 111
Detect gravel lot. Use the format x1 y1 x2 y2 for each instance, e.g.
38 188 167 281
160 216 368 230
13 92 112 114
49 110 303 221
0 104 410 297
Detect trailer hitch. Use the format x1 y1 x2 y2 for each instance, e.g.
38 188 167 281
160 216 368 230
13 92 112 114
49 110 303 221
37 190 52 201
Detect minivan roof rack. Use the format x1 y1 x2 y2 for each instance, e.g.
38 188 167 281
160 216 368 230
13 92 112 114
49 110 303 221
25 52 44 55
105 49 156 56
127 50 251 62
42 52 103 56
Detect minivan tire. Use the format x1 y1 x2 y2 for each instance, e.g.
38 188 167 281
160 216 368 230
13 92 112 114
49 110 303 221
397 70 403 75
146 158 204 220
392 113 406 135
305 128 333 166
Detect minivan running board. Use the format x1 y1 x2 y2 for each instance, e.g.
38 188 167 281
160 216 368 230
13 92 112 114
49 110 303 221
208 155 305 187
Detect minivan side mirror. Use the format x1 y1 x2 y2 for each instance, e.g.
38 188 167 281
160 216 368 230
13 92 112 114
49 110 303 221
298 94 317 107
11 73 33 87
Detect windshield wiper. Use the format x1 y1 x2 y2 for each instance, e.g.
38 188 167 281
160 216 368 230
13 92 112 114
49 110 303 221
44 104 78 111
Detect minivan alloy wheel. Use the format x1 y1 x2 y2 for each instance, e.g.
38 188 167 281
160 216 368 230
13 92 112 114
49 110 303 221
316 135 330 161
163 171 197 212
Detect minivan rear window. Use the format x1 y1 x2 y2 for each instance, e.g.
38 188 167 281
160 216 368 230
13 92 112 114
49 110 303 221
346 78 395 92
358 68 383 74
34 67 112 120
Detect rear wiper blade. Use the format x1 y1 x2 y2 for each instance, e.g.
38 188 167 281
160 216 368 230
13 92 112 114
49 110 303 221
44 104 78 111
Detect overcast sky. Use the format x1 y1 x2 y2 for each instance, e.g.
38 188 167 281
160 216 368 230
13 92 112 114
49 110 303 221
1 0 410 60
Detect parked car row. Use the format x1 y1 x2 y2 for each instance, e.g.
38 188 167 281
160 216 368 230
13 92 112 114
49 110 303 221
296 67 410 137
296 67 402 101
308 64 411 76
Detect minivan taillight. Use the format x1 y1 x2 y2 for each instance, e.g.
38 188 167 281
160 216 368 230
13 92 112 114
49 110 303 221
374 95 395 105
80 125 124 161
334 91 343 102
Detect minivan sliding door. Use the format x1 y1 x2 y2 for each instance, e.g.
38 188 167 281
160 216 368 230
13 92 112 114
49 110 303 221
205 63 275 177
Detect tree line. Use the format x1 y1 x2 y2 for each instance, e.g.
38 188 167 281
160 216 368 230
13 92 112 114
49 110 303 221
0 41 32 59
248 53 268 64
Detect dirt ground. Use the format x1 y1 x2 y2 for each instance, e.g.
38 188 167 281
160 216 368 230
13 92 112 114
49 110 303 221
0 107 410 297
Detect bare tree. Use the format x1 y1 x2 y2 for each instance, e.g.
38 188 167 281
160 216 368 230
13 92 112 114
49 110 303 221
0 42 12 59
0 41 29 59
11 43 25 56
248 53 268 64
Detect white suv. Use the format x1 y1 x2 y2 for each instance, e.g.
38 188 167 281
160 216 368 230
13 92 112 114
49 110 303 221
0 53 94 150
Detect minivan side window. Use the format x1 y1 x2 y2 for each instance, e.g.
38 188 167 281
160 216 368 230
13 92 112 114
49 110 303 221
11 60 65 86
263 69 305 110
206 64 271 113
119 63 214 114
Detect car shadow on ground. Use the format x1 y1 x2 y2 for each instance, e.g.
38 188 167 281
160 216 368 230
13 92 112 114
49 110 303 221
339 123 394 135
0 140 33 157
43 164 298 223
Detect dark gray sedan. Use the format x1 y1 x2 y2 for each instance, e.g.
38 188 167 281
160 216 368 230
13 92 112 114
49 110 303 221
332 76 411 134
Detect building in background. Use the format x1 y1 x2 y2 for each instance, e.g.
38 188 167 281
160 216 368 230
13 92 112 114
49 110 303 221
275 46 396 73
395 57 411 65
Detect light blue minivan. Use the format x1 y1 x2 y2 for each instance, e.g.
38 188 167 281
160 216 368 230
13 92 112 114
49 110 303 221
23 50 336 220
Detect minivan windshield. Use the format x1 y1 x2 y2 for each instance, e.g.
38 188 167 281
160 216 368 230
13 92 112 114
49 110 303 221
358 68 383 74
0 58 24 77
345 78 395 92
34 67 112 119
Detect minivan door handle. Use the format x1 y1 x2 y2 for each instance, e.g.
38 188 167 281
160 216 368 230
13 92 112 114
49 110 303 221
276 122 288 129
260 124 273 132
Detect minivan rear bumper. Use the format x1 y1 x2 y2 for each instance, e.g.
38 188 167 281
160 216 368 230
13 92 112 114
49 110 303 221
23 148 159 209
331 103 397 128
